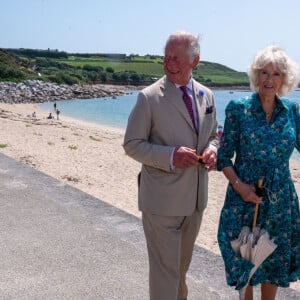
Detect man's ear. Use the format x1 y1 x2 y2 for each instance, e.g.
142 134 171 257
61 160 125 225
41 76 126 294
192 55 200 68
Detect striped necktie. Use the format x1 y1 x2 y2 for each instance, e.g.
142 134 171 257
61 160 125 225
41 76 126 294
180 86 196 129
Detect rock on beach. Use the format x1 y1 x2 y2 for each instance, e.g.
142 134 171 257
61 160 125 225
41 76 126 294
0 80 133 104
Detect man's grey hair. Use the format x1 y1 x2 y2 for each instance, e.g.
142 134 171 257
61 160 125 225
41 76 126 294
164 31 200 63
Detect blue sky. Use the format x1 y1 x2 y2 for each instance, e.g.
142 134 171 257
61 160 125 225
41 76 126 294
1 0 299 71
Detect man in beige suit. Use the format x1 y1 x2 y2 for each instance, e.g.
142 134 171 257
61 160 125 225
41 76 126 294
123 31 218 300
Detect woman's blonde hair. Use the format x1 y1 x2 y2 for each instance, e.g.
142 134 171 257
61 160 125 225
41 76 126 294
247 45 300 96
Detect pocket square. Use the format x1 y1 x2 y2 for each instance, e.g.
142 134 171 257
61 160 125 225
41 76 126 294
205 105 214 114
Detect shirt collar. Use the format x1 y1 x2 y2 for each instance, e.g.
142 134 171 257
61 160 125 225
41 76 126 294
251 92 288 112
175 78 193 91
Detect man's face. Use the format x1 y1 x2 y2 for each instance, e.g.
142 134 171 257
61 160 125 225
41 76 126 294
164 40 199 85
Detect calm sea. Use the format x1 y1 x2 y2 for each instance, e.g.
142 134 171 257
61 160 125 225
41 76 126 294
38 89 300 159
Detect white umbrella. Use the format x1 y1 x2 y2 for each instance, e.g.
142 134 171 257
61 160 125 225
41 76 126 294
230 179 278 300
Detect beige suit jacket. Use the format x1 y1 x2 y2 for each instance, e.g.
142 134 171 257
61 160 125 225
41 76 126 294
123 76 218 216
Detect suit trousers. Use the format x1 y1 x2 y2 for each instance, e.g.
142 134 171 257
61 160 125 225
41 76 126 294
142 209 203 300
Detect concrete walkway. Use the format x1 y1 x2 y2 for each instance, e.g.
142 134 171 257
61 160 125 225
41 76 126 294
0 153 299 299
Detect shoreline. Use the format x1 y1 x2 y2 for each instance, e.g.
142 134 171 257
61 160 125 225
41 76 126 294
0 80 134 104
0 102 299 291
0 80 252 105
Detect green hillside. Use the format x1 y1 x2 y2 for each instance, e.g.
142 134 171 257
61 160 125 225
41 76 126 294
1 48 249 87
0 49 35 81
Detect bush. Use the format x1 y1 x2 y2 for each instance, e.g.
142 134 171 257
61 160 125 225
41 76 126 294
106 67 114 73
100 73 107 82
48 72 78 85
130 73 140 83
83 65 103 72
0 65 25 79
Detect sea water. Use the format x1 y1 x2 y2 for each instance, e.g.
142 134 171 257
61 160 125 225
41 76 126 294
38 90 140 129
38 89 300 159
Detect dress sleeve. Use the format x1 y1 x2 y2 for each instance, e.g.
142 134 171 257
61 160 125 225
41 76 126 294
217 100 241 171
292 101 300 153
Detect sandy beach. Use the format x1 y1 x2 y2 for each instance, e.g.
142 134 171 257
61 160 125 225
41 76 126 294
0 102 299 291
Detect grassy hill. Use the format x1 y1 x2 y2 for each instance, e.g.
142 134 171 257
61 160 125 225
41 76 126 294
0 49 36 81
1 48 249 87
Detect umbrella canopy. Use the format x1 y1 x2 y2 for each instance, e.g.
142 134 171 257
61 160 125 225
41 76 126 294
230 179 278 300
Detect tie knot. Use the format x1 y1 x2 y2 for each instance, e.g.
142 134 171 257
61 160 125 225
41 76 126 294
180 86 188 93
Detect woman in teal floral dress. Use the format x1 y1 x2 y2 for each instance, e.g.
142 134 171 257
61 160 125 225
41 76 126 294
217 45 300 300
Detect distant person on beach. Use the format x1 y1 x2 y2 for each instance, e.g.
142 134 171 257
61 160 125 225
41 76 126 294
217 45 300 300
54 102 56 112
123 31 218 300
47 113 53 119
56 109 60 120
31 112 36 118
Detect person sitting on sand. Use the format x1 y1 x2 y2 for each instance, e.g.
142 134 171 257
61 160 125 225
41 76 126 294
47 113 53 119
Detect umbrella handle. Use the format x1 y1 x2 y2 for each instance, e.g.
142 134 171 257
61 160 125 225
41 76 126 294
253 204 259 229
252 178 263 229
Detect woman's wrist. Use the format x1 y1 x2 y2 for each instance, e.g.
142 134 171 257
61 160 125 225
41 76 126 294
232 179 241 187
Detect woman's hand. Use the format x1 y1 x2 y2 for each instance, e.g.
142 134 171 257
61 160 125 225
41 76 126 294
233 182 263 204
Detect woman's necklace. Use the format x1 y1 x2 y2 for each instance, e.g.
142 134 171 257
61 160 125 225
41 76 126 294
266 111 273 117
260 95 276 122
264 106 276 122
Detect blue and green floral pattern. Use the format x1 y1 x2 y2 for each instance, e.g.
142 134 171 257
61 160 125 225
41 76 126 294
217 92 300 289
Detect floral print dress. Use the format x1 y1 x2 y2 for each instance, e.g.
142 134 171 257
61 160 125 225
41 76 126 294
217 92 300 290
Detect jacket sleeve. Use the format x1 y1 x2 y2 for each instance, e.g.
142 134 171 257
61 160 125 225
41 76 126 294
123 91 174 172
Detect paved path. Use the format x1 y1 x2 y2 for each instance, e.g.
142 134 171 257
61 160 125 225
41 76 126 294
0 154 299 299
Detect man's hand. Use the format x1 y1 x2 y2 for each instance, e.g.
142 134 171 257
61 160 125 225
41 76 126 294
201 149 217 172
173 147 199 168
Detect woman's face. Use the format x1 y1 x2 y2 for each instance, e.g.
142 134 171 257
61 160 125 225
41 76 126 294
164 40 199 86
258 63 284 98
